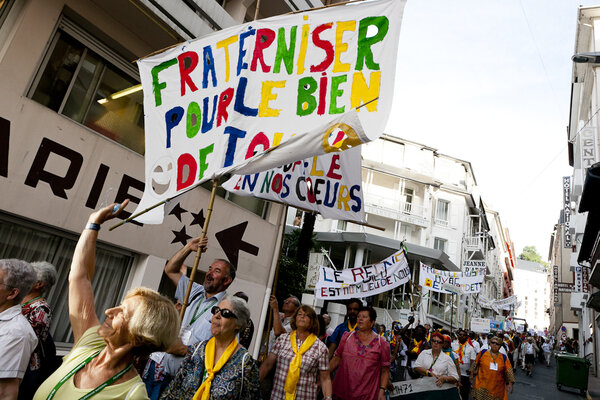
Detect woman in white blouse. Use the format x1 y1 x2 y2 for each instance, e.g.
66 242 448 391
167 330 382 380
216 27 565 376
413 331 459 386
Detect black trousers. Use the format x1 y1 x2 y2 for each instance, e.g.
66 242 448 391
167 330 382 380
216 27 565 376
460 375 471 400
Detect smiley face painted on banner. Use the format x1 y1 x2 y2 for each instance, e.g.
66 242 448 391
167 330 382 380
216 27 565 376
322 123 364 153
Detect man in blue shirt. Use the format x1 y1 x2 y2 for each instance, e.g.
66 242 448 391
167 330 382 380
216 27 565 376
327 298 362 358
143 237 235 399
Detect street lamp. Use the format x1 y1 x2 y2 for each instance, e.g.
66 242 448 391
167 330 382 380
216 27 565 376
572 52 600 63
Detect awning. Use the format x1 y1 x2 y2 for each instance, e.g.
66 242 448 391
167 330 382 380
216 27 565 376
314 231 460 271
577 162 600 265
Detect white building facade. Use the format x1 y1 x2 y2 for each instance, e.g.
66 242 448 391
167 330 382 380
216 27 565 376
302 135 514 330
512 259 550 332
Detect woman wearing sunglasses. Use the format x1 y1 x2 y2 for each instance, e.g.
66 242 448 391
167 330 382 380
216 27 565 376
470 336 514 400
413 331 459 386
259 305 332 400
161 297 260 400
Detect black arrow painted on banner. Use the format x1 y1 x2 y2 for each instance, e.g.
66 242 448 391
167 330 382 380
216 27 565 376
215 221 259 268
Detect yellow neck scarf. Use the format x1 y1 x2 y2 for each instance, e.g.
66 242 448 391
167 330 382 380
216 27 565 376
193 337 238 400
284 331 317 400
348 321 357 332
411 339 423 353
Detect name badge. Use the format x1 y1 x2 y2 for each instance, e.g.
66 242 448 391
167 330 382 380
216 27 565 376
180 327 193 345
490 362 498 371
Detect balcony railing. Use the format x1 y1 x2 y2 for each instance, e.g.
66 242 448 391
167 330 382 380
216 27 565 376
464 235 483 250
364 194 428 226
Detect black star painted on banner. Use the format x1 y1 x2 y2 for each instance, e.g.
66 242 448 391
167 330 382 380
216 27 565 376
190 210 206 228
168 203 187 222
171 226 192 246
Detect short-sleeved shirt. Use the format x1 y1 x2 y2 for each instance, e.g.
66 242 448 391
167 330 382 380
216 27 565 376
271 332 329 400
414 349 459 381
328 321 355 346
148 276 227 377
33 326 148 400
451 341 477 376
332 331 391 400
0 305 38 379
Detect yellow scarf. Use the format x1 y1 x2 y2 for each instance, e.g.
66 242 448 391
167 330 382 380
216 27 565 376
411 339 423 354
284 331 317 400
193 337 238 400
458 342 465 364
348 321 357 332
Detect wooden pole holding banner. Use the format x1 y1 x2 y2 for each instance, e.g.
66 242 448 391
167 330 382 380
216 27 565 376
179 179 219 320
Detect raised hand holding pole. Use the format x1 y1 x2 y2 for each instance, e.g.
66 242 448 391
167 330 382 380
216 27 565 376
179 179 219 320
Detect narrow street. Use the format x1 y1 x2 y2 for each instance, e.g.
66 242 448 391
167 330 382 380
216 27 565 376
510 357 587 400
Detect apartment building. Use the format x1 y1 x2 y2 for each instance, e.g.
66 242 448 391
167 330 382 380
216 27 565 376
302 134 513 330
512 259 550 332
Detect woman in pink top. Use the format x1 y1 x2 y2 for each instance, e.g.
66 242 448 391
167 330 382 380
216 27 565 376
329 306 390 400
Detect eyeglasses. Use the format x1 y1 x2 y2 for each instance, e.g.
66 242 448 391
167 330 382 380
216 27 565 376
211 306 238 319
431 340 443 344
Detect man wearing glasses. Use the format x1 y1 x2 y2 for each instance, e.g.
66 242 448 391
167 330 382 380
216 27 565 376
143 237 236 400
0 259 38 399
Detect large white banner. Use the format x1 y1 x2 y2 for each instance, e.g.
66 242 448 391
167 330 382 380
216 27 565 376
133 0 406 223
222 146 364 221
419 263 485 294
478 295 519 311
315 248 410 299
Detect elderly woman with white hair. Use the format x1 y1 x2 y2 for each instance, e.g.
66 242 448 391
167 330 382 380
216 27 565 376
161 296 260 400
19 261 58 399
33 201 181 400
0 259 38 399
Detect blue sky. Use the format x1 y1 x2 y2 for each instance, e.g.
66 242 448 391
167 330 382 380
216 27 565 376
385 0 596 258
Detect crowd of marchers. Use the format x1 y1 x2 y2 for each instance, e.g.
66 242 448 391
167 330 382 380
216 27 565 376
0 200 575 400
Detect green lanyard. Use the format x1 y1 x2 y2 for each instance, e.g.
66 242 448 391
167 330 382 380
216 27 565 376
190 296 217 325
22 296 42 308
46 351 133 400
428 353 440 371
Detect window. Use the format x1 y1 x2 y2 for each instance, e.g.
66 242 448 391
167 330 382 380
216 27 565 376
0 213 134 344
29 18 145 154
435 199 450 226
336 220 348 232
433 237 447 252
402 187 414 213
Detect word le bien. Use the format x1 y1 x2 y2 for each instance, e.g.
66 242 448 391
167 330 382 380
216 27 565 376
230 155 361 212
150 17 389 190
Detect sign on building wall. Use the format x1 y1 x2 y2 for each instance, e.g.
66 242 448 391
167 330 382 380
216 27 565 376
563 176 571 248
553 265 559 303
574 266 583 292
582 266 590 293
580 127 597 169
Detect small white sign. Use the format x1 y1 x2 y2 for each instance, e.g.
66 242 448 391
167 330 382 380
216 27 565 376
471 317 491 333
441 283 463 295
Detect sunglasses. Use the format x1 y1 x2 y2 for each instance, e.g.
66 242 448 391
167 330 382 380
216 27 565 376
490 342 502 345
431 339 443 344
211 306 238 319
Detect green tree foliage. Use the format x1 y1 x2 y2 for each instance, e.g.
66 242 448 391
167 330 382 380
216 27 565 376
519 245 548 268
274 228 316 302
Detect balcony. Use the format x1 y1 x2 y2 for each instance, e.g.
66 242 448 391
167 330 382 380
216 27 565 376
364 194 428 227
464 235 484 251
